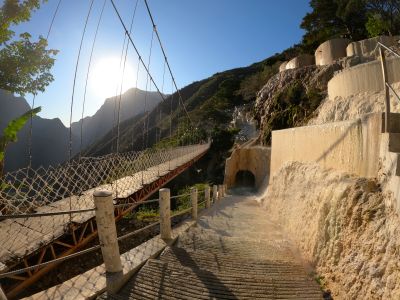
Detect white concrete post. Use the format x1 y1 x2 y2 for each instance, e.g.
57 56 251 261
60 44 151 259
205 185 211 208
159 188 172 241
191 187 198 220
213 185 218 203
218 185 223 200
93 190 123 294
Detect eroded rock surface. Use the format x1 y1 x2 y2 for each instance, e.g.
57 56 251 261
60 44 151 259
261 162 400 299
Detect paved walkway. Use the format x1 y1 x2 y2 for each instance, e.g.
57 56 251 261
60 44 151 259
108 192 323 299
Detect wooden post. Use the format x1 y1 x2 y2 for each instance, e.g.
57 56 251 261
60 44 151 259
213 185 218 203
191 187 198 220
205 185 211 208
380 46 391 132
93 190 123 294
159 188 171 241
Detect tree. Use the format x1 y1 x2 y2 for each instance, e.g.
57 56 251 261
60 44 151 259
0 0 58 175
365 0 400 36
301 0 368 50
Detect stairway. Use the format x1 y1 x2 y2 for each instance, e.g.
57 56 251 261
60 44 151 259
106 195 323 299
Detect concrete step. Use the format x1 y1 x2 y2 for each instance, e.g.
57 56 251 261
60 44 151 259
177 229 298 263
113 258 323 300
160 246 309 277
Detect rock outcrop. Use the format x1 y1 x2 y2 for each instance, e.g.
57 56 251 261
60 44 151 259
261 161 400 299
254 64 341 143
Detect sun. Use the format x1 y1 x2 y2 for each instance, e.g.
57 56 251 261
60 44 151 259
90 57 136 99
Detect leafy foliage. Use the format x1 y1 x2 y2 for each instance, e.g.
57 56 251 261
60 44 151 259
300 0 400 51
0 107 41 174
0 0 57 95
261 81 323 144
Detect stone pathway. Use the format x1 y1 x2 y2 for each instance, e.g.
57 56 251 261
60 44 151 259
107 192 323 299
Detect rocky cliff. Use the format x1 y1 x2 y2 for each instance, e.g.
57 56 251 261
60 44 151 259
254 64 341 144
261 162 400 299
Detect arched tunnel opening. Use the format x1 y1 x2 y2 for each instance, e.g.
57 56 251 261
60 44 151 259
234 170 256 188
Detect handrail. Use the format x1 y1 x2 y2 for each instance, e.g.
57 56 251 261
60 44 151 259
377 41 400 58
377 41 400 132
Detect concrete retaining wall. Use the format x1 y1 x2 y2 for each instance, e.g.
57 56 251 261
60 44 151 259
224 146 270 190
286 54 314 70
346 36 396 57
315 38 350 66
270 113 384 178
328 57 400 99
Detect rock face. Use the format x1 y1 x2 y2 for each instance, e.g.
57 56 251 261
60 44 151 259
261 162 400 299
254 64 341 144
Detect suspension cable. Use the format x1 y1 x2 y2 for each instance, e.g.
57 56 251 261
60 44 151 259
68 0 95 221
142 29 155 150
143 0 193 127
110 0 166 103
116 0 140 154
27 0 63 168
79 0 107 159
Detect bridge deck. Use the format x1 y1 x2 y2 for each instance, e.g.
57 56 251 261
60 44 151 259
110 192 323 299
0 145 208 271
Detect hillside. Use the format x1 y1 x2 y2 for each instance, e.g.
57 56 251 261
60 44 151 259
71 88 163 152
0 90 79 172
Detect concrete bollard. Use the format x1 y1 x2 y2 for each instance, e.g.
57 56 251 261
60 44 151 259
212 185 218 203
93 190 123 294
159 188 172 241
205 185 211 208
218 185 223 200
191 187 198 220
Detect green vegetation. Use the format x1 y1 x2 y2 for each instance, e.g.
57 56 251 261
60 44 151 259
301 0 400 51
0 0 57 174
262 81 323 143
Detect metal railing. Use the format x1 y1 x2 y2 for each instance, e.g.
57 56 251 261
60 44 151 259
0 183 228 299
377 42 400 132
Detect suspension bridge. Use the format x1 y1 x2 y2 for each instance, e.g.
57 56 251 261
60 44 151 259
0 0 211 298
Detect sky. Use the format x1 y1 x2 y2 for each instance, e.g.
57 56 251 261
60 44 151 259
11 0 311 126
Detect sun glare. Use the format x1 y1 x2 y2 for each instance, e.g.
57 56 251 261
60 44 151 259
90 57 136 99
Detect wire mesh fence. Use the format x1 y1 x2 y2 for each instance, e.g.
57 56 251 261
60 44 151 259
0 143 209 271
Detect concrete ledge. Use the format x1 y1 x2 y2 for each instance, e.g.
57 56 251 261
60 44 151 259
270 113 384 178
328 56 400 100
24 220 195 300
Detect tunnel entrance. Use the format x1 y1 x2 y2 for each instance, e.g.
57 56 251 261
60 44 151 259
234 170 256 188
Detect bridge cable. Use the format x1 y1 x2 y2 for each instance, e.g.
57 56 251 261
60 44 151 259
116 0 140 155
27 0 63 168
142 28 155 150
143 0 193 128
132 57 141 151
68 0 95 220
111 33 128 154
79 0 107 159
110 0 167 103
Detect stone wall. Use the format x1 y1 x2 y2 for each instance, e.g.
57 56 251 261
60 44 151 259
224 146 270 190
328 57 400 100
270 113 384 178
315 38 350 66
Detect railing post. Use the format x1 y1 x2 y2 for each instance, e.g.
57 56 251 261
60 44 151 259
93 190 123 294
213 185 218 203
380 45 391 132
218 185 223 200
159 188 172 241
205 185 211 208
191 187 198 220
